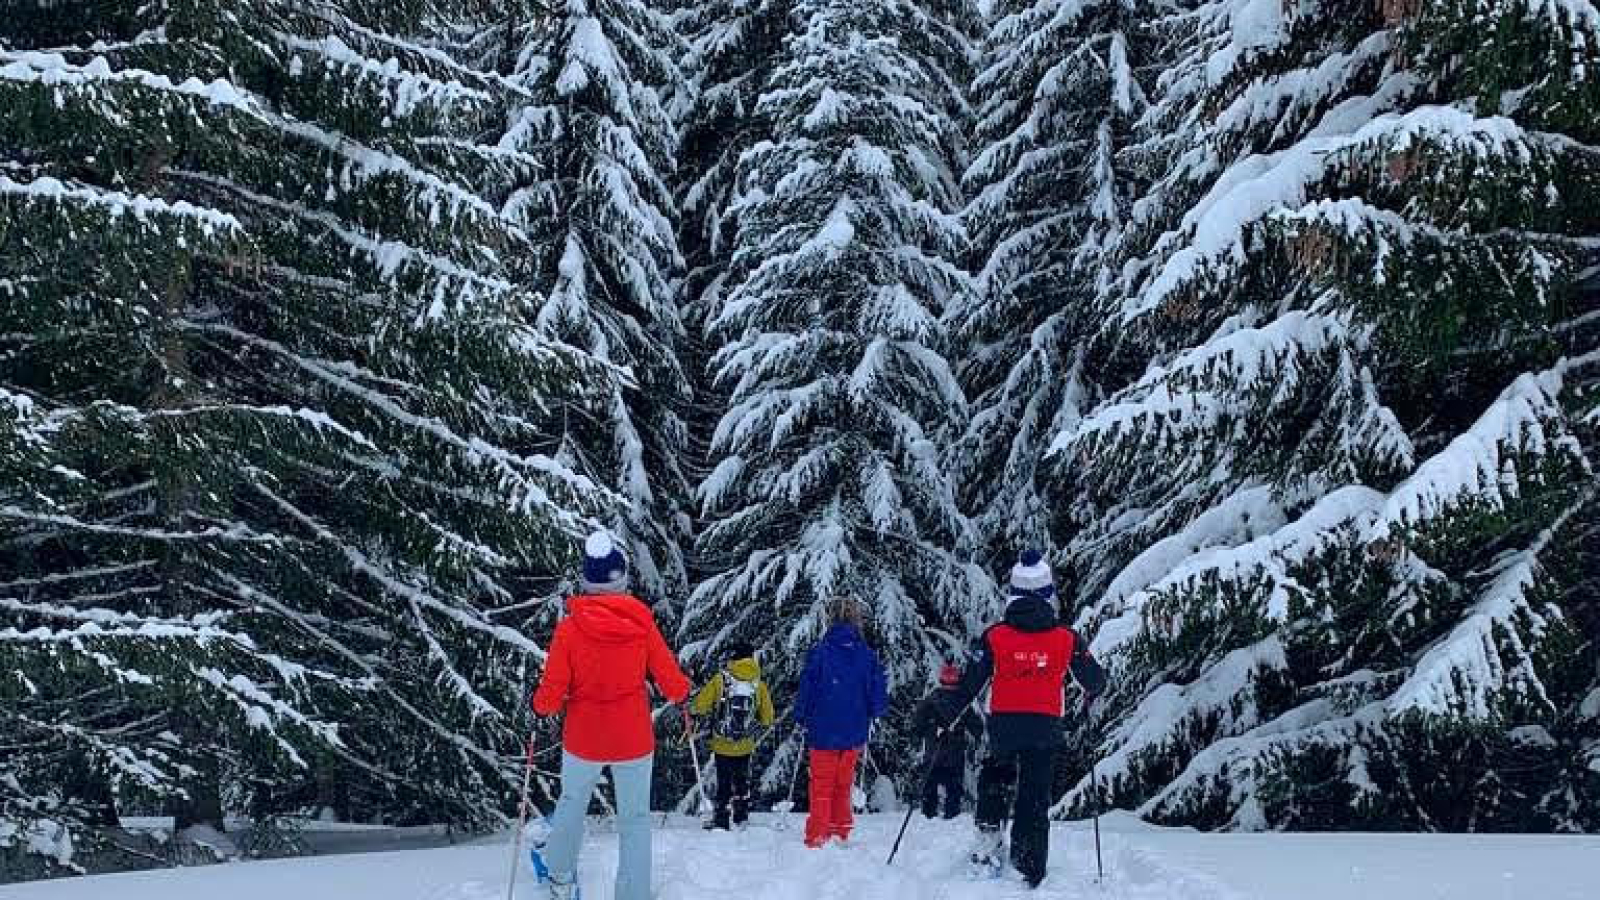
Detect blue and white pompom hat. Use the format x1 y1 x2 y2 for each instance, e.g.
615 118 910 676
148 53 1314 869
581 530 629 594
1008 548 1056 601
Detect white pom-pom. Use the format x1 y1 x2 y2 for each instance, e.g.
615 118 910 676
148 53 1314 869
585 531 615 558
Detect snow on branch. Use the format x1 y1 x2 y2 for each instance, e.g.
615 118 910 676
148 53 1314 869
169 169 510 314
0 618 248 645
193 666 340 765
0 561 157 592
0 506 283 544
277 33 492 116
0 50 499 226
1081 485 1288 653
15 713 184 793
0 597 228 631
1367 352 1596 541
1385 488 1592 719
1057 636 1289 816
1112 486 1386 650
0 174 242 236
0 49 262 116
1125 108 1556 319
186 321 606 526
1134 690 1386 829
143 403 376 448
1052 310 1350 455
253 480 549 661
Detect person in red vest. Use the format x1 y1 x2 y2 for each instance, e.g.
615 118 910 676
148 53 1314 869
530 531 690 900
943 548 1106 889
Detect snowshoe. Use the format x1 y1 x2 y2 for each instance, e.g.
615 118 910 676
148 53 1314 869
771 799 795 831
526 814 553 884
522 815 582 899
545 877 581 900
965 854 1005 880
966 829 1005 880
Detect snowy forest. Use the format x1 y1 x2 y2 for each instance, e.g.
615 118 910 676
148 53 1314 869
3 0 1599 879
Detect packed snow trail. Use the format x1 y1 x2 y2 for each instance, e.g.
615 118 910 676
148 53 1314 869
9 812 1600 900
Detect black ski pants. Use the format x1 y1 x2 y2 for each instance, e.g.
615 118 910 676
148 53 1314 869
713 753 750 829
921 764 964 819
975 741 1057 886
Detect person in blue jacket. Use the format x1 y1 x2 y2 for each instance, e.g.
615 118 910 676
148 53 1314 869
793 597 888 847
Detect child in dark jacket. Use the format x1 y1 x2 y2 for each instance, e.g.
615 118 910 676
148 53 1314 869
913 662 983 819
944 549 1106 889
793 599 888 848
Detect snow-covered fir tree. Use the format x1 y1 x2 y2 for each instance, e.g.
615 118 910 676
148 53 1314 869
492 0 694 608
954 0 1151 566
0 0 609 868
1051 0 1600 830
670 3 794 716
678 0 976 334
674 0 790 333
686 0 995 785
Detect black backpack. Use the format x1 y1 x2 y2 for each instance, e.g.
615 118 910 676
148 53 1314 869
716 672 758 741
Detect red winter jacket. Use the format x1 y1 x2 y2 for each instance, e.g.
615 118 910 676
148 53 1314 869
948 591 1107 750
988 624 1077 716
531 593 690 762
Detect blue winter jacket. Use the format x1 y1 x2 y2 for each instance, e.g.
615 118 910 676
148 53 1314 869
794 622 889 750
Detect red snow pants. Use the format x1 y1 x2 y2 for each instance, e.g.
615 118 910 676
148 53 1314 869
804 747 860 847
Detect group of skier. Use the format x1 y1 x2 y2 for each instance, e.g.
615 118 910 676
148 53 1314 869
524 532 1105 899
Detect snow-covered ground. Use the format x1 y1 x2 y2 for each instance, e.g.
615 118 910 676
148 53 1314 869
8 812 1596 900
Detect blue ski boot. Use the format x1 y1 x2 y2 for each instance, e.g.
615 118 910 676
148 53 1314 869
525 815 582 899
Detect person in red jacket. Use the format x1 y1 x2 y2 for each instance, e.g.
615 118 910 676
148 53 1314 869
944 549 1106 889
530 531 690 900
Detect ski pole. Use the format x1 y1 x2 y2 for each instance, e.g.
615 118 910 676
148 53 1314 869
889 687 989 865
886 728 946 866
1082 692 1103 885
773 728 805 831
853 724 873 813
1092 761 1104 885
783 735 805 808
682 706 711 816
505 731 537 900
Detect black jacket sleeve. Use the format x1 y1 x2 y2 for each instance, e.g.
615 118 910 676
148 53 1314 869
959 706 984 749
1069 630 1107 698
944 629 994 725
913 692 940 737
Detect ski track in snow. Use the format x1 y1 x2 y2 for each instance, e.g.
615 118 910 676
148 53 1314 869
643 816 1233 900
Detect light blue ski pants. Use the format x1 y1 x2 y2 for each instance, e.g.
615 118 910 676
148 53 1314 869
543 751 654 900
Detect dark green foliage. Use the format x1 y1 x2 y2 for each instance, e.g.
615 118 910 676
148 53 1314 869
1 0 606 870
1049 0 1600 832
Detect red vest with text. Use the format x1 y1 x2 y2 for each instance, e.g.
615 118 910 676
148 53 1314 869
987 625 1075 716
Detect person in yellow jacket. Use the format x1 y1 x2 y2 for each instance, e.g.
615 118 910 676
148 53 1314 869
690 641 775 830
